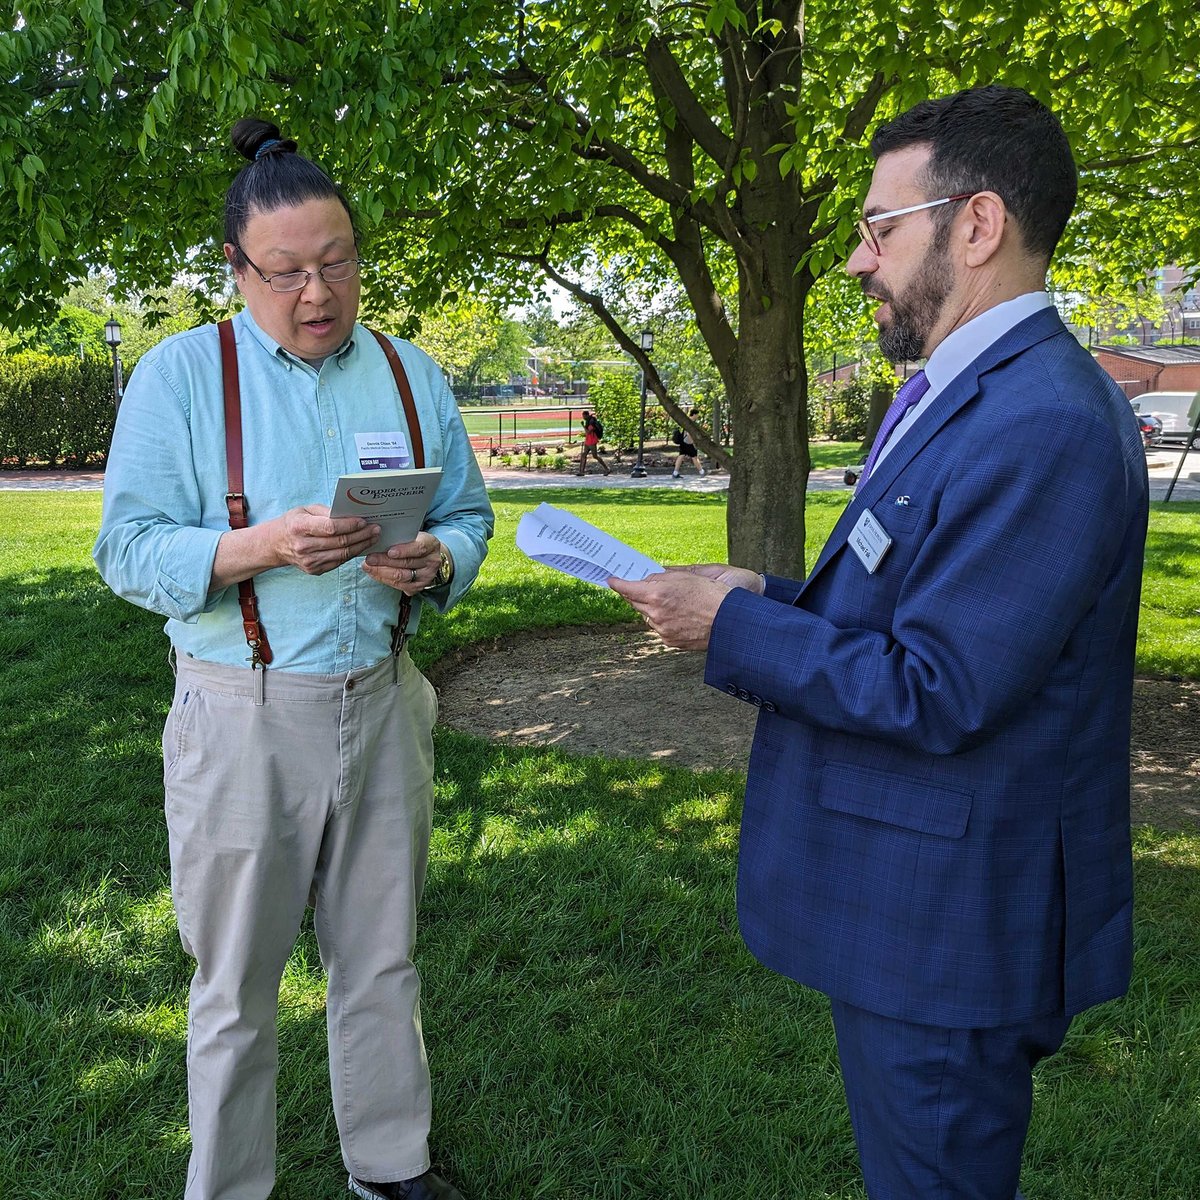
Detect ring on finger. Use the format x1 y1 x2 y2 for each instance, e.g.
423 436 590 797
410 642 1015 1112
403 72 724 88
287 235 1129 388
409 568 417 582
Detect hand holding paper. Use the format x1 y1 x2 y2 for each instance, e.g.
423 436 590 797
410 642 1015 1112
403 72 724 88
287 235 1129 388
608 567 734 652
516 502 664 585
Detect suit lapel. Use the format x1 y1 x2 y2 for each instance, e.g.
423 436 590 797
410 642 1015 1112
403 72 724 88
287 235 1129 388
799 307 1068 596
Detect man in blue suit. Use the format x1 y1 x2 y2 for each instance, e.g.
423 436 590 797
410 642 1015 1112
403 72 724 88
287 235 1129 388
611 86 1148 1198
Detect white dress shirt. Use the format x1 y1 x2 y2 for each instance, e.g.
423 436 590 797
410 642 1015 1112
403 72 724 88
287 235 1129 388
872 291 1052 472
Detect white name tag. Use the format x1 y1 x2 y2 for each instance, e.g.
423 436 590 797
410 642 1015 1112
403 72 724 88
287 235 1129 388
355 431 410 470
849 509 893 574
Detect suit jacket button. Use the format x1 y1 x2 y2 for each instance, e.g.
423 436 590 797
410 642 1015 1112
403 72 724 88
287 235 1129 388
751 694 763 706
738 688 750 701
764 701 777 712
725 684 738 696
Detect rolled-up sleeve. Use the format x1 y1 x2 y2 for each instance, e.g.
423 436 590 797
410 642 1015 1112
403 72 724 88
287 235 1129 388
93 355 227 622
419 375 494 614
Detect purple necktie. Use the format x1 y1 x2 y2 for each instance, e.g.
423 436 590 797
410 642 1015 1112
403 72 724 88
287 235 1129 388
855 369 930 493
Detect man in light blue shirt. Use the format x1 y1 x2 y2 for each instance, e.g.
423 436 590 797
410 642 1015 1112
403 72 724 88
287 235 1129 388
94 303 491 673
93 119 490 1200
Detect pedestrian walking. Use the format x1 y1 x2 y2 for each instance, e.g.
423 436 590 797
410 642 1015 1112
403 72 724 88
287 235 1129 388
576 409 610 475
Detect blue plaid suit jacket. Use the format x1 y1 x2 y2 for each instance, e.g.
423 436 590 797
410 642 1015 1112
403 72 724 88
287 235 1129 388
706 308 1149 1027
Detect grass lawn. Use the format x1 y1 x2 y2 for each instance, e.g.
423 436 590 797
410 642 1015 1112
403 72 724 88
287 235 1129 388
1 490 1198 1199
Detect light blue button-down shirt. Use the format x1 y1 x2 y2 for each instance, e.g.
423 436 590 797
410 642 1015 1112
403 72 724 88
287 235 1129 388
94 308 493 673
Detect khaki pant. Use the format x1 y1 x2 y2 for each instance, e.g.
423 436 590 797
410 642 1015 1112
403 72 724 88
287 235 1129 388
163 652 438 1200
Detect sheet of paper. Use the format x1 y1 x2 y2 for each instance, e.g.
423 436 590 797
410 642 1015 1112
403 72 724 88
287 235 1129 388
329 467 443 555
516 502 664 586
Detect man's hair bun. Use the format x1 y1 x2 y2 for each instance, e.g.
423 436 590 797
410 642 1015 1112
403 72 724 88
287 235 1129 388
231 117 298 163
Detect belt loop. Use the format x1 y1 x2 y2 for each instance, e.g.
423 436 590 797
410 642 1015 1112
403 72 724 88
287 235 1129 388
254 666 265 707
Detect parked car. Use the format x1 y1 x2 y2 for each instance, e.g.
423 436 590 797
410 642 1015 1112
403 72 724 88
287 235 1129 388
1130 391 1200 449
1134 409 1163 448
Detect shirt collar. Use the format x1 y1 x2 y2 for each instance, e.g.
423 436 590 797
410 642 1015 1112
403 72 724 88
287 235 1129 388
232 307 358 371
924 291 1052 397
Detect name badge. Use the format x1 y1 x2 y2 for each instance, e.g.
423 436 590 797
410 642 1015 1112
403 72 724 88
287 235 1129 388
849 508 893 574
355 431 410 470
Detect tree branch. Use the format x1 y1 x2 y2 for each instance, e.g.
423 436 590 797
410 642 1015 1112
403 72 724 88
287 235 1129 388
28 67 169 100
490 204 671 240
492 249 733 467
839 69 892 148
500 112 690 213
644 35 733 167
1082 134 1200 171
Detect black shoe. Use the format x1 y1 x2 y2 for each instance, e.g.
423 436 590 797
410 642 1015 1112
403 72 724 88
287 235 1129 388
349 1170 465 1200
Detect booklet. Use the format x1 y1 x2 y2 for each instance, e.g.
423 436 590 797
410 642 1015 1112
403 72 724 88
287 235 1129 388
329 467 443 555
516 501 664 586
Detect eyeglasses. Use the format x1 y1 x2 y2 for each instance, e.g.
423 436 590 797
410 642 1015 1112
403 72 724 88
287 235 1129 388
855 193 974 256
236 248 363 293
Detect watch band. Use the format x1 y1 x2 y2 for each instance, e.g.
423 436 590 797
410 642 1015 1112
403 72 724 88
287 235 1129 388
424 546 453 590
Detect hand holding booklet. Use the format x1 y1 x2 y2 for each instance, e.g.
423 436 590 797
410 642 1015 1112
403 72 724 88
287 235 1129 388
329 467 442 556
516 502 664 585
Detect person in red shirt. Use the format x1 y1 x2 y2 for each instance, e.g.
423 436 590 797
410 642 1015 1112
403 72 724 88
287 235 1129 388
576 409 611 476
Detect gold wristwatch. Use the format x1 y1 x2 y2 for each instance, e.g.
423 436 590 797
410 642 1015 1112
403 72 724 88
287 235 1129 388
425 545 454 590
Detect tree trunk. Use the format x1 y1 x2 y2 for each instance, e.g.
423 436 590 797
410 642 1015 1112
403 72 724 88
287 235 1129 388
725 283 810 577
859 381 893 457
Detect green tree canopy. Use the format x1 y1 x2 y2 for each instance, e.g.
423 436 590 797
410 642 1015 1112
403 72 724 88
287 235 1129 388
15 303 105 358
403 295 529 390
3 1 1198 569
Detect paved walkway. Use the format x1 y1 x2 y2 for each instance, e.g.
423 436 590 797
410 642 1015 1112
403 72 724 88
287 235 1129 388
3 451 1199 499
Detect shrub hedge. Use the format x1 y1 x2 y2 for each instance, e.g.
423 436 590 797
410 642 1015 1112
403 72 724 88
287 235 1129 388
588 372 642 449
807 357 898 443
0 352 118 467
808 375 873 442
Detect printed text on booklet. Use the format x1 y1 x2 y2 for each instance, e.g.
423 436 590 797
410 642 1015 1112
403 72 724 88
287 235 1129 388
329 467 443 556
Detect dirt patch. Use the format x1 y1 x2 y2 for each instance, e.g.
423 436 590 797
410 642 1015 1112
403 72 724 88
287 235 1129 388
431 625 1200 833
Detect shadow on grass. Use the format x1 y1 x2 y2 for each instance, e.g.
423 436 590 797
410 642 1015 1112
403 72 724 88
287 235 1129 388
412 578 633 670
488 487 853 516
1143 523 1200 580
2 568 1198 1198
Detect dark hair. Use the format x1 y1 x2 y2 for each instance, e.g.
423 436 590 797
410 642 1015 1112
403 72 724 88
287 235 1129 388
224 117 356 267
870 86 1077 263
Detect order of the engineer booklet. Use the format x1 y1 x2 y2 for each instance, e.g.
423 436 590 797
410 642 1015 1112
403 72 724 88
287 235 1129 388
329 467 443 556
516 501 664 585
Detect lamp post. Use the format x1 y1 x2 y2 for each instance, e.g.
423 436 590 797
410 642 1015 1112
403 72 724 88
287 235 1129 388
104 318 124 415
630 327 654 478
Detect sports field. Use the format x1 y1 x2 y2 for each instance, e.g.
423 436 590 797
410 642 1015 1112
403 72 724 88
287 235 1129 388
461 405 581 449
461 404 671 450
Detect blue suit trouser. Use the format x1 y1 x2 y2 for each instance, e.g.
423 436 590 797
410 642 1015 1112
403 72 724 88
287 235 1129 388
830 1000 1071 1200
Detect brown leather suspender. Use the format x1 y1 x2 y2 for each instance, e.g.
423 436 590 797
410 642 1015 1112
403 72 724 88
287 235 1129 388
216 321 425 668
218 319 273 668
370 329 425 466
367 329 426 655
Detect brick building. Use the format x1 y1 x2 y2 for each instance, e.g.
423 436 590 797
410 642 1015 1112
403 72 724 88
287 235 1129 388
1092 344 1200 398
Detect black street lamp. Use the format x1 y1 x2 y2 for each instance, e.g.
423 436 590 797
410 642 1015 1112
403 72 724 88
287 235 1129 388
104 318 124 415
630 327 654 478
